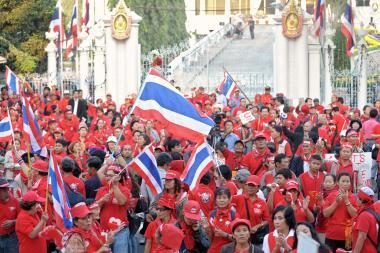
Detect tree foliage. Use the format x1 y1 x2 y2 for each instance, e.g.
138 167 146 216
0 0 55 73
108 0 189 53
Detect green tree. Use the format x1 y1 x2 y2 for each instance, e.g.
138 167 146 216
108 0 189 53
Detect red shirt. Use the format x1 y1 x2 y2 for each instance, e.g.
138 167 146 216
0 196 20 235
299 171 325 209
352 208 378 253
242 148 271 176
274 139 292 157
63 174 86 197
59 116 80 141
188 184 215 218
208 207 237 253
232 194 270 226
277 199 308 223
323 190 358 240
16 210 47 253
95 185 131 230
144 216 177 253
32 176 48 200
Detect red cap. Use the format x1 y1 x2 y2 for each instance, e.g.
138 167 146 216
164 170 179 180
254 132 267 141
65 110 72 115
159 224 185 250
246 175 260 186
13 128 21 133
354 108 361 114
71 202 90 218
22 191 45 202
170 160 185 174
230 218 251 233
357 186 374 202
223 106 231 112
341 144 353 150
183 200 201 221
266 154 275 162
157 194 175 210
346 131 359 137
32 160 49 173
54 128 63 134
285 180 299 191
204 100 211 105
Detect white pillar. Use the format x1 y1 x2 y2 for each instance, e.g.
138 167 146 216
78 27 90 99
225 0 231 16
200 0 206 16
308 37 321 99
357 26 368 109
301 0 307 11
95 0 108 23
45 31 57 86
92 21 106 101
273 19 288 96
293 24 309 98
323 30 336 105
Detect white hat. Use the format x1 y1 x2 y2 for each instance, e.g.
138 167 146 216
106 136 117 143
63 90 70 94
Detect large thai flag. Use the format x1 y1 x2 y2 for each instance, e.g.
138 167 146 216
181 141 215 190
128 145 163 196
341 0 355 57
5 66 21 95
21 95 48 157
131 71 215 141
217 72 238 100
0 116 13 142
313 0 325 37
48 154 73 230
49 0 65 48
66 0 79 59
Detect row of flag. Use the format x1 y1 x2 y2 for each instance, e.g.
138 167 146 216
313 0 355 57
49 0 90 59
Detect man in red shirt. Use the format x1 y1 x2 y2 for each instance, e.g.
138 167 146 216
313 98 324 114
188 172 214 218
331 106 348 133
251 107 271 133
242 132 271 177
60 109 80 142
31 160 49 199
261 86 273 106
0 178 20 253
61 157 86 197
352 187 378 253
217 140 245 171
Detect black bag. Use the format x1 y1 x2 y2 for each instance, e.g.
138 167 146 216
135 197 148 213
371 146 379 160
127 209 143 235
64 183 85 207
245 198 269 245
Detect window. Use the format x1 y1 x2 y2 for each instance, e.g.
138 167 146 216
231 0 251 15
206 0 225 15
356 0 370 6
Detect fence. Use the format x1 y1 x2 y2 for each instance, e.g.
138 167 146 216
25 72 80 96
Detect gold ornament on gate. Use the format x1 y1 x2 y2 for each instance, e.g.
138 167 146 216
112 0 132 40
282 0 303 39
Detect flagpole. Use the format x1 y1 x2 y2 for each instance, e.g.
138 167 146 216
223 67 252 104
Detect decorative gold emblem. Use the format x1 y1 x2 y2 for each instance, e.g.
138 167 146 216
282 0 303 39
112 0 132 40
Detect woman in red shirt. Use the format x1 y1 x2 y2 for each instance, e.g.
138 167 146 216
15 191 49 253
208 187 237 253
323 172 358 253
262 205 295 253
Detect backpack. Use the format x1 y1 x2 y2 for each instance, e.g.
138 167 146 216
365 208 380 253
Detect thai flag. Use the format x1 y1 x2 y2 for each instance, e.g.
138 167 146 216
0 116 13 142
21 95 48 157
48 154 73 230
131 71 215 141
65 0 78 59
5 66 21 95
49 0 65 48
313 0 325 37
217 72 238 100
180 141 215 191
128 145 163 196
341 0 355 57
82 0 90 28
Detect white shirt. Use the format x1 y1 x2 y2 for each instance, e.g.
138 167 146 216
262 229 295 253
73 99 79 116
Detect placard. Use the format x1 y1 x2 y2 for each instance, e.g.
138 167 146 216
239 111 255 125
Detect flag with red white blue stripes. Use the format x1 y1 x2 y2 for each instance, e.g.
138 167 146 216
313 0 325 37
5 66 21 95
217 72 239 100
341 0 355 57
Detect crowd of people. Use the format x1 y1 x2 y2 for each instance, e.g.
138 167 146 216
0 82 379 253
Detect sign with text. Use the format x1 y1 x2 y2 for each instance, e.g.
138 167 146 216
239 111 255 125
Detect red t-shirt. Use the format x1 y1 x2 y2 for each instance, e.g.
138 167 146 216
63 174 86 197
188 184 215 218
277 199 308 223
242 148 271 176
144 217 177 253
95 185 131 230
323 190 358 240
232 194 270 226
15 210 47 253
0 196 20 235
352 208 378 253
299 171 325 209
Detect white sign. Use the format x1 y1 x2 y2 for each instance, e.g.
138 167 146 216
239 111 255 125
297 233 319 253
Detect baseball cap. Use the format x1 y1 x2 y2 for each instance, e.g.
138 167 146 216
183 200 201 221
285 180 299 191
230 218 251 233
246 175 260 186
157 194 175 210
0 178 10 188
54 128 63 134
164 170 179 180
234 169 250 182
71 202 90 218
358 186 374 202
106 136 117 143
254 132 267 141
346 131 359 137
22 191 45 203
32 160 49 173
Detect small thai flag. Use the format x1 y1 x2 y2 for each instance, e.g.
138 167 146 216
5 66 21 95
313 0 325 37
128 145 163 196
217 72 238 100
341 0 355 57
48 154 73 230
0 116 13 142
181 141 215 191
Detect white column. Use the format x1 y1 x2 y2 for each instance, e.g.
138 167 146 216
225 0 231 16
78 27 90 99
301 0 307 11
200 0 206 16
357 26 368 109
94 0 108 23
308 38 321 99
45 31 57 86
293 24 309 99
323 34 336 105
273 19 288 96
92 21 106 101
